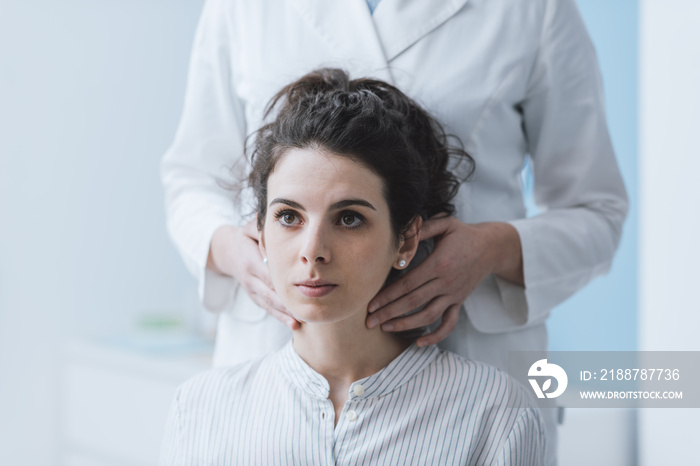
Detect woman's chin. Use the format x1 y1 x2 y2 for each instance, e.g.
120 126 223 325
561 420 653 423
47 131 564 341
287 303 360 327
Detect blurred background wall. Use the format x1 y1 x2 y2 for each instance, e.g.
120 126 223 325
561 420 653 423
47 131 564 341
0 1 204 464
0 0 697 464
638 0 700 464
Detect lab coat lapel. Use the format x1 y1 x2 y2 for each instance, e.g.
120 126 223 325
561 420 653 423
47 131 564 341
288 0 393 82
373 0 470 61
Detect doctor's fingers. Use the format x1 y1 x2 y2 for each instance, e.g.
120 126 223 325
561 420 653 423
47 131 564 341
366 278 442 329
245 276 299 329
416 304 460 347
242 252 275 290
243 218 260 240
367 256 442 315
266 305 301 331
376 295 453 333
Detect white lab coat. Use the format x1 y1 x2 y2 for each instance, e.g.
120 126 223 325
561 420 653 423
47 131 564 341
163 0 628 361
163 0 627 362
161 1 627 460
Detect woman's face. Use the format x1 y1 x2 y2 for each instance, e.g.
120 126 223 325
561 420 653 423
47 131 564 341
260 147 407 324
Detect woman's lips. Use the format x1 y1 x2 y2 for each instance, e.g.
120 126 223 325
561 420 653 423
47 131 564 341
294 281 338 298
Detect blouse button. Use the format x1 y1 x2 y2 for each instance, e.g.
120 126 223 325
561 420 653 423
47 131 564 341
353 385 365 396
346 410 358 422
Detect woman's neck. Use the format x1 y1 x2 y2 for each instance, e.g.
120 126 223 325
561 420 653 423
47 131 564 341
292 309 411 411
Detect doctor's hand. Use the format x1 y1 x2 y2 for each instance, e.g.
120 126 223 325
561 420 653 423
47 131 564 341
208 221 301 330
366 216 523 347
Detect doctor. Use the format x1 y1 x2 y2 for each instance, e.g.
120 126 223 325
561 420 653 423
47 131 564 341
161 1 628 464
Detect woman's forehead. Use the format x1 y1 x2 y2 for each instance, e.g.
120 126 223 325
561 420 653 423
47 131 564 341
267 147 386 208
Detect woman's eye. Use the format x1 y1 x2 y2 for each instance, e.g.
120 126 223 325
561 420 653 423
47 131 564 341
275 211 300 226
339 213 363 228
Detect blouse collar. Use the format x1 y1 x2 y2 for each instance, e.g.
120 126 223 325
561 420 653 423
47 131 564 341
277 339 440 401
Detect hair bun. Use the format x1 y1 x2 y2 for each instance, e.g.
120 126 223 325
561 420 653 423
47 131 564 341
248 68 474 234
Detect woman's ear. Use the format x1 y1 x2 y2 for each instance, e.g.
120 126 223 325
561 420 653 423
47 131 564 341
394 216 422 269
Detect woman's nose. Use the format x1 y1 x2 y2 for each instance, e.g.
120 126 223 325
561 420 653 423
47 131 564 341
299 223 331 264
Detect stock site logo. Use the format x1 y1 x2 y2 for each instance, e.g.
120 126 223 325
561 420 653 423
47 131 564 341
528 359 568 399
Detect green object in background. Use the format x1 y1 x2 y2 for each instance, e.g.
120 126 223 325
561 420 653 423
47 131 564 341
136 313 184 331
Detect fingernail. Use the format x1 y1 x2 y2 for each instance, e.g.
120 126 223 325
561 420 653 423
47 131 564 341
382 323 394 331
368 317 378 328
368 303 379 313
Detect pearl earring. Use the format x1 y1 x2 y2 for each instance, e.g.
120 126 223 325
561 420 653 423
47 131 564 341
263 257 268 265
398 260 406 268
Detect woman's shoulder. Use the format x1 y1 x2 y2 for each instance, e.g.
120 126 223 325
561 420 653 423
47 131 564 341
175 352 279 403
432 349 507 380
429 350 546 452
431 349 538 410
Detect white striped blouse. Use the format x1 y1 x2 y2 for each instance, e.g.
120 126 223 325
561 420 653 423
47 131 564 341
160 341 545 465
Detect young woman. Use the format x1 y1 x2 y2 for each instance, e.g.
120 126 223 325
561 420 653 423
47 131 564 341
160 69 545 465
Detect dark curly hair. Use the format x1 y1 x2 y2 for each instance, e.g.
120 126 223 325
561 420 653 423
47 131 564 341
248 68 473 238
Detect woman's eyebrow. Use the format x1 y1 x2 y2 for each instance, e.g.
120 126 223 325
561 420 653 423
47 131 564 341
269 198 305 210
330 199 376 211
268 198 376 211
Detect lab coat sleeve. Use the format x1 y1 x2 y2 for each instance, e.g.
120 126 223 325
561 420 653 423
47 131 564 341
490 0 628 331
161 0 246 311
